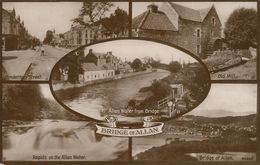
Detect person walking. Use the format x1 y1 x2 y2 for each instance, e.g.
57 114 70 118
40 45 45 56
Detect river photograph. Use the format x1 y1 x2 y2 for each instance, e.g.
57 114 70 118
2 84 129 161
51 39 211 123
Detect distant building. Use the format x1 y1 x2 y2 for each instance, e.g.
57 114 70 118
132 3 222 58
2 8 36 51
61 18 128 48
79 49 128 82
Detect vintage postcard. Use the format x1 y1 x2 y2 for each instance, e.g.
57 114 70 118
1 1 258 164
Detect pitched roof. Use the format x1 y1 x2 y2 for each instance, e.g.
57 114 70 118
81 62 114 71
198 7 212 21
81 63 100 71
92 52 107 58
81 63 108 71
168 2 212 22
132 10 177 31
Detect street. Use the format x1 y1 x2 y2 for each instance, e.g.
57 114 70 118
2 45 71 81
2 50 37 80
23 45 71 80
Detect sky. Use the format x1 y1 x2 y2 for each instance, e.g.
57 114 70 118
133 2 257 26
85 40 196 64
188 84 257 117
3 2 129 41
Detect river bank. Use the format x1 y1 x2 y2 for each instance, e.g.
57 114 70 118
53 70 170 121
52 69 158 91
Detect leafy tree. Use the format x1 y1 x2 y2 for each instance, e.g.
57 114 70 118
150 59 161 68
131 58 143 71
224 8 257 49
2 84 43 120
73 2 114 25
168 61 182 73
150 80 171 100
2 84 87 121
104 7 128 37
43 30 54 44
66 53 81 83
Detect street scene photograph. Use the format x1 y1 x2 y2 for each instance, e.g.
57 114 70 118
132 84 257 163
2 2 129 81
132 2 257 80
2 84 129 161
51 39 210 124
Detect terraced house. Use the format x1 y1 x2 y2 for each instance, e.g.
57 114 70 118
61 19 128 48
132 3 222 58
2 8 36 51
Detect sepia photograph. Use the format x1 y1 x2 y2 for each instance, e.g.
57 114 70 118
0 0 259 164
2 84 129 161
50 39 210 124
132 84 257 162
2 2 129 81
132 2 257 80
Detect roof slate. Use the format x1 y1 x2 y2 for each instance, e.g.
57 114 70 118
132 11 177 31
81 63 114 71
169 2 212 22
132 3 213 31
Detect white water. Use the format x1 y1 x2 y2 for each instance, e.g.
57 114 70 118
3 120 128 161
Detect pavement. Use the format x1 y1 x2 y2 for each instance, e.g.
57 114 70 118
2 49 38 80
23 45 71 81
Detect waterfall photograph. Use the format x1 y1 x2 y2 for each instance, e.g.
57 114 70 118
2 84 129 161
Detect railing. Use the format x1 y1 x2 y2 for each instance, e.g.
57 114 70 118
157 96 170 109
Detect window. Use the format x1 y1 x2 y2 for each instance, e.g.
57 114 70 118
212 17 215 25
211 30 214 37
196 28 201 38
196 45 201 54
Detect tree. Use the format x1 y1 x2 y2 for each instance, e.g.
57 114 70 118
150 80 171 100
2 84 43 120
131 58 142 71
224 8 257 49
104 7 128 37
73 2 114 25
168 61 182 73
43 30 54 44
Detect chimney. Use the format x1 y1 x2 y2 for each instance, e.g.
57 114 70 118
147 3 158 13
89 49 93 53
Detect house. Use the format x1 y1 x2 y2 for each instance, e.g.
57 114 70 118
61 18 122 48
79 62 114 82
2 8 35 51
132 3 222 58
79 49 119 82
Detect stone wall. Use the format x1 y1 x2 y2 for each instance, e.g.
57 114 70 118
133 19 202 58
201 7 222 57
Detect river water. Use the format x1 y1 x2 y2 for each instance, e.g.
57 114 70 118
55 70 170 121
3 120 128 161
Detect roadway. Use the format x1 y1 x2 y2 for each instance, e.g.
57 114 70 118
2 45 71 81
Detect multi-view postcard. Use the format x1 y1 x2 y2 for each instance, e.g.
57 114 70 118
1 1 258 165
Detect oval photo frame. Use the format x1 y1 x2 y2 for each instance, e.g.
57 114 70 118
49 38 211 124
